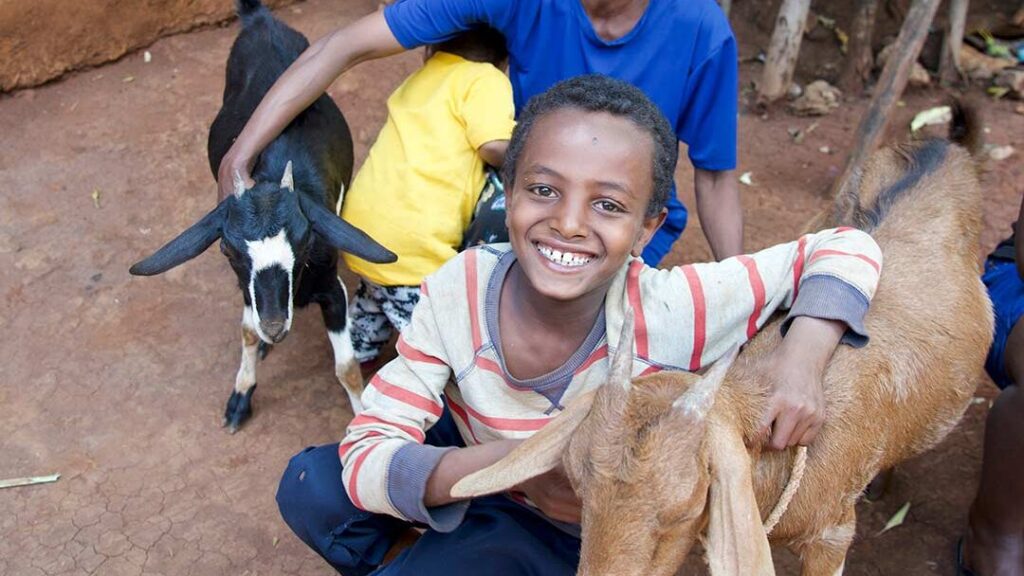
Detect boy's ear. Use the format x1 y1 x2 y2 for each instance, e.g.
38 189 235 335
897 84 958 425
632 207 668 257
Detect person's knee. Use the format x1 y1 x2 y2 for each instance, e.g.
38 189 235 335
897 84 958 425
276 444 346 529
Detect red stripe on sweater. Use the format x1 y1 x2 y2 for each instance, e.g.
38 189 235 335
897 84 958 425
626 260 649 358
450 396 552 432
737 256 767 339
682 266 706 371
574 345 609 376
339 431 383 461
835 226 855 233
446 398 481 444
370 375 443 417
807 249 880 273
397 336 446 366
347 443 380 511
349 414 426 443
466 250 482 349
793 236 808 300
419 281 429 297
639 365 662 377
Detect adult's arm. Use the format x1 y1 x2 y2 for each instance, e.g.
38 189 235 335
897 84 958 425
216 11 404 200
694 167 743 260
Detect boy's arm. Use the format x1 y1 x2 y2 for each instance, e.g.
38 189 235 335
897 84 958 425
340 281 462 530
694 168 743 260
218 10 403 200
477 140 508 168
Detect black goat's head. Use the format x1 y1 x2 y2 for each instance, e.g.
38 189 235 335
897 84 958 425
130 161 396 344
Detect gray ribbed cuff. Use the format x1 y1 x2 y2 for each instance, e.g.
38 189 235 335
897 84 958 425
387 443 469 532
782 275 870 347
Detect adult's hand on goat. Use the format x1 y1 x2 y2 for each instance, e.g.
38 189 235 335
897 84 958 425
217 149 255 202
516 466 582 524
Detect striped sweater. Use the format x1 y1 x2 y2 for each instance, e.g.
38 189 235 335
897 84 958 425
340 228 882 530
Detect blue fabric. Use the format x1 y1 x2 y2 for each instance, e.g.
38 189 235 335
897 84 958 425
276 407 581 575
983 259 1024 390
384 0 737 265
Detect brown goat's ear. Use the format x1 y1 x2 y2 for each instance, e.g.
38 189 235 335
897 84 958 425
703 416 775 576
450 390 598 499
672 344 738 419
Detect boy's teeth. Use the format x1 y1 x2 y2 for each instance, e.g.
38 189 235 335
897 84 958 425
537 244 592 267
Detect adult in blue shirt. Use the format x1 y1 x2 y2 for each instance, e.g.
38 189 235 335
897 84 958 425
218 0 743 265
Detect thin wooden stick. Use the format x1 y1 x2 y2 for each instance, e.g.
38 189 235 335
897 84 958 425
829 0 942 201
0 473 60 490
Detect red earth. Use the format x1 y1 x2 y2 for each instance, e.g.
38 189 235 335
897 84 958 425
1 0 1022 574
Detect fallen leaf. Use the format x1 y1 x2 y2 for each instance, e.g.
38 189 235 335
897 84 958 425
144 50 152 63
139 227 152 235
971 396 987 405
91 189 101 209
990 145 1015 161
123 75 135 83
988 86 1010 99
819 146 832 154
0 473 61 490
835 27 849 54
879 501 911 534
910 106 952 132
739 172 754 186
1015 104 1024 116
272 536 279 547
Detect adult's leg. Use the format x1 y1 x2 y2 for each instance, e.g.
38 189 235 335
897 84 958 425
376 495 581 576
641 191 688 266
965 262 1024 575
276 408 465 574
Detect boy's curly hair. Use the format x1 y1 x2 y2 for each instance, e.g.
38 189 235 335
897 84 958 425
501 74 678 218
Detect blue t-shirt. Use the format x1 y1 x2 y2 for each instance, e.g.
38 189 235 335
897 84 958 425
384 0 738 171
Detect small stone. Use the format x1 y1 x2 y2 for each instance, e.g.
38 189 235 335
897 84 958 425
989 145 1015 161
144 50 152 63
819 146 832 154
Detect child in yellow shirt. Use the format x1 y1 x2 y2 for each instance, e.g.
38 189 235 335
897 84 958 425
341 27 515 366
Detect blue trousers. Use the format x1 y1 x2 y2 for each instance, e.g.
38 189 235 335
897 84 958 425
276 409 581 575
984 259 1024 389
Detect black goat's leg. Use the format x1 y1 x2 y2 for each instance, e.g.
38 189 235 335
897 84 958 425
224 305 259 432
320 276 364 414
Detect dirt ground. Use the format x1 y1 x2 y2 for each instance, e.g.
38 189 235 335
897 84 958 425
1 0 1022 574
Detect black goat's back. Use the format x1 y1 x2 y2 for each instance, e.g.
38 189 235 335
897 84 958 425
207 2 353 208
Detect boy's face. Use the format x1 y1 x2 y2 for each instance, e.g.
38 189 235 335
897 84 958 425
506 108 666 302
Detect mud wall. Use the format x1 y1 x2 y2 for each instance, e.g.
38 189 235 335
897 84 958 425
0 0 298 92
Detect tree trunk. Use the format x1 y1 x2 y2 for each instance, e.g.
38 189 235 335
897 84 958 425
938 0 969 85
829 0 942 205
838 0 880 95
719 0 732 17
758 0 811 103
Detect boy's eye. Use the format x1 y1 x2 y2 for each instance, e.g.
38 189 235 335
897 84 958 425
529 185 556 198
595 200 625 213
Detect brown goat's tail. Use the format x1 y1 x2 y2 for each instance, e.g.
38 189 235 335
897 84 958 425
949 99 983 158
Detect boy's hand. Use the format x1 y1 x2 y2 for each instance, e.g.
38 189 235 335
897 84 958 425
217 148 255 202
516 466 582 524
759 316 845 450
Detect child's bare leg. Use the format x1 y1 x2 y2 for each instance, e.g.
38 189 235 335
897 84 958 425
965 319 1024 576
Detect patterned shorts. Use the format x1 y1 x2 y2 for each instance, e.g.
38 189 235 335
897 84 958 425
348 279 421 363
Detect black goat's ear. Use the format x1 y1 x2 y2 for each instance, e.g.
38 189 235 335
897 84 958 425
129 201 228 276
298 194 397 264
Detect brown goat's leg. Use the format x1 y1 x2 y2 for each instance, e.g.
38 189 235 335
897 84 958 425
224 306 260 433
798 514 855 576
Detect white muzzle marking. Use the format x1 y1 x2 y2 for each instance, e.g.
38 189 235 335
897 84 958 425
245 230 295 343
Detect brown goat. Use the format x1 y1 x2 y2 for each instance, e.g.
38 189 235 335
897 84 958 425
452 127 992 575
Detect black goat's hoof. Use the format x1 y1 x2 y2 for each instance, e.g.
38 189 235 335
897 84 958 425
257 341 273 361
223 384 257 433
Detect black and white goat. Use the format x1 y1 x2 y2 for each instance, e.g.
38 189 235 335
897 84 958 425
130 0 395 431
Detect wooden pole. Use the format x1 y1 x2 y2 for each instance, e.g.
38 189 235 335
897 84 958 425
829 0 943 200
758 0 811 103
939 0 969 85
838 0 880 95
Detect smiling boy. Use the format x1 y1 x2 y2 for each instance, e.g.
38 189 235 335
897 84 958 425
276 76 882 575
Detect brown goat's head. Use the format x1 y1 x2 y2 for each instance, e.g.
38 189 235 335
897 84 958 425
453 314 771 575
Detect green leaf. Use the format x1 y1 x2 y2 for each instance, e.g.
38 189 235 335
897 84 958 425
879 501 911 534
